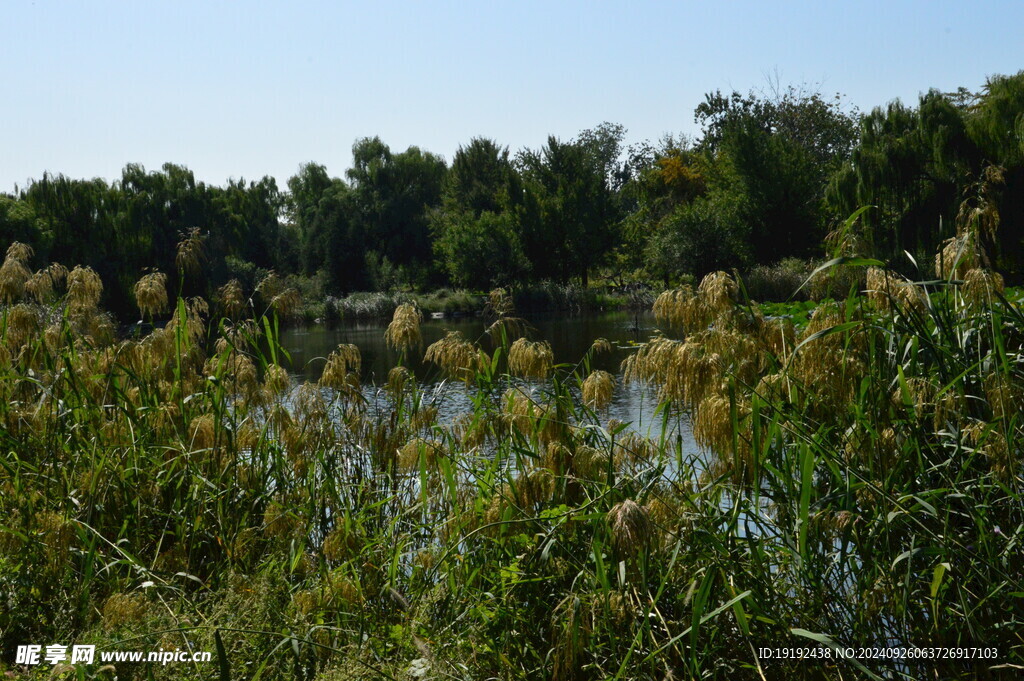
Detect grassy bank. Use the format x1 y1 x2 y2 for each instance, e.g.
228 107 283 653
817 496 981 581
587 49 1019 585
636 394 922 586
0 237 1022 679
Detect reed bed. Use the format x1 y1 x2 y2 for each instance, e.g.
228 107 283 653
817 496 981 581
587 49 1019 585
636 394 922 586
0 220 1021 680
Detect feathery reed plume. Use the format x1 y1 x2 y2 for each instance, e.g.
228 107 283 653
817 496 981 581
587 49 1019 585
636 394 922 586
256 271 283 301
102 592 150 630
984 372 1020 422
295 382 327 422
175 227 206 276
168 296 208 343
693 394 748 456
263 498 302 539
5 304 40 350
622 334 726 407
962 268 1004 308
485 287 526 340
487 287 516 318
5 242 33 263
322 522 358 562
0 242 33 303
386 365 410 395
614 432 660 466
24 264 66 303
133 271 168 318
270 287 301 318
589 337 612 355
67 266 103 313
607 499 652 554
622 336 681 388
502 387 560 444
866 267 905 310
397 437 448 471
320 344 361 389
582 370 615 410
935 233 979 280
652 286 703 331
217 279 246 318
759 316 795 359
697 270 738 314
263 363 291 397
385 303 422 352
188 413 216 451
425 330 482 381
508 338 553 379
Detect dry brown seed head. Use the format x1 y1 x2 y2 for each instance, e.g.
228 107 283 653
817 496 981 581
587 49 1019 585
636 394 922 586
487 287 516 317
425 330 482 381
697 271 739 313
935 233 979 280
24 269 53 303
508 337 553 379
652 286 706 332
188 414 216 451
5 242 33 263
102 592 150 630
607 499 652 554
133 271 169 318
962 268 1005 308
66 266 103 313
398 437 448 471
320 344 361 389
263 363 291 397
175 227 206 275
0 252 31 304
295 382 327 422
582 369 615 410
386 365 410 395
866 267 908 310
217 278 246 317
4 303 40 350
263 499 302 539
269 288 301 318
385 303 422 351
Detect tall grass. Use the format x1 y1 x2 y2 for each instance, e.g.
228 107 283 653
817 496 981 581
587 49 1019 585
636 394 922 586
0 224 1021 680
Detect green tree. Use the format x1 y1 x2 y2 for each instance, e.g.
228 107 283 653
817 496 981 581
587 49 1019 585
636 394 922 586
517 136 619 286
347 137 447 288
695 86 859 265
431 138 528 288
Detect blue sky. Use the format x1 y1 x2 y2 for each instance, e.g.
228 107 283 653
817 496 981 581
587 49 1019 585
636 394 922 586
2 1 1022 192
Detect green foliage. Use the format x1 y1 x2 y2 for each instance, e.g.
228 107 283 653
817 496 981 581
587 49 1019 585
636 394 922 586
517 134 621 286
696 86 859 265
828 71 1024 279
4 70 1024 318
644 194 748 284
1 244 1023 679
430 138 528 289
432 210 528 289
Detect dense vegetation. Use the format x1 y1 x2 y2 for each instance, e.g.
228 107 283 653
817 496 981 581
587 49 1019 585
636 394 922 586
0 194 1021 678
3 73 1024 321
1 71 1023 680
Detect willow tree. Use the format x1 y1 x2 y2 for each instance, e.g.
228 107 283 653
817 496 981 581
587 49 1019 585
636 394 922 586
827 72 1024 278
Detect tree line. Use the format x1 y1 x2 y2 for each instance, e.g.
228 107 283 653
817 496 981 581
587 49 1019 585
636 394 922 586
2 71 1023 319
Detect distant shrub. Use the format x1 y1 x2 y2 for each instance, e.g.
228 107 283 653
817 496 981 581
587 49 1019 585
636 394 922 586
742 258 815 301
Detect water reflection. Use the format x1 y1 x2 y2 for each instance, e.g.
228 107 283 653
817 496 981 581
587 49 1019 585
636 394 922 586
279 311 698 450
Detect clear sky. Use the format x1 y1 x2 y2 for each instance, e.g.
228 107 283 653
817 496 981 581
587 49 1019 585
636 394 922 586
2 1 1022 192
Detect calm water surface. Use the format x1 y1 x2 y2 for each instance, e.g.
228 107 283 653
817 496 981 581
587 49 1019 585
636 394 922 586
279 311 697 448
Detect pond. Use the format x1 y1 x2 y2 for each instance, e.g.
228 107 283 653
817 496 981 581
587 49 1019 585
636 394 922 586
278 310 698 448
